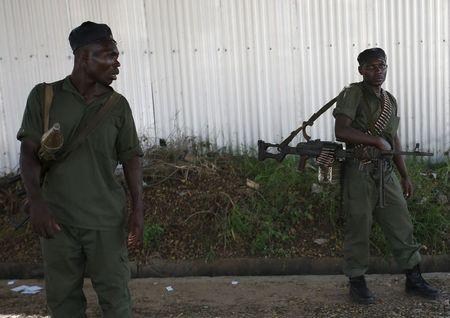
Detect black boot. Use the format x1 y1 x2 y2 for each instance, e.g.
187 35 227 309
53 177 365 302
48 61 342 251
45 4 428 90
405 265 440 299
349 275 375 304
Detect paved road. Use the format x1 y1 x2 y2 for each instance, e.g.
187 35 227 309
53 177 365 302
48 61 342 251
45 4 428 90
1 273 449 317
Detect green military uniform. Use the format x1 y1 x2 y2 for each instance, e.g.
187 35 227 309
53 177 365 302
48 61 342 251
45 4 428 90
18 76 142 317
333 82 421 278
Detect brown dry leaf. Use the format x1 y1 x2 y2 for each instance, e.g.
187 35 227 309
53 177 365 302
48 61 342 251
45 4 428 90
184 153 197 162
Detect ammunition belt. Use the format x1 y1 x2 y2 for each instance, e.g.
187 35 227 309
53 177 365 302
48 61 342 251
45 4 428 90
316 146 336 167
357 90 393 165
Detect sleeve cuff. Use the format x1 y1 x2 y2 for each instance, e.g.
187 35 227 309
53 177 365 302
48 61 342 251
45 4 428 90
332 109 355 121
118 147 144 164
17 129 41 145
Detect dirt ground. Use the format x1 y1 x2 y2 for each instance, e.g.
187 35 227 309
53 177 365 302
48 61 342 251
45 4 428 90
0 273 449 317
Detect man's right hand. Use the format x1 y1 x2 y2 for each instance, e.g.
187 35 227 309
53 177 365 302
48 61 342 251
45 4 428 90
29 198 61 238
375 136 392 151
336 116 393 150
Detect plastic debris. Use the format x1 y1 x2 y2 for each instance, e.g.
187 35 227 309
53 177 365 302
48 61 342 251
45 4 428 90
231 280 239 285
420 172 437 180
165 286 174 292
11 285 27 292
11 285 43 294
7 280 15 286
313 238 329 245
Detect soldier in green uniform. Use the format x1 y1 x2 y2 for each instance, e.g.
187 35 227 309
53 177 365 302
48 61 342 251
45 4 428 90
333 48 440 304
18 22 143 317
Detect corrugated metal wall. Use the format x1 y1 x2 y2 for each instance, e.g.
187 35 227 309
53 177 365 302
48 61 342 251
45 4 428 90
0 0 449 173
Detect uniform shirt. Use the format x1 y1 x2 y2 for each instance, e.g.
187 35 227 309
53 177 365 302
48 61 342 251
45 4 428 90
17 76 143 230
332 81 400 147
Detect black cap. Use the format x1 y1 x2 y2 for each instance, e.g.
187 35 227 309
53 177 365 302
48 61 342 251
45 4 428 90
357 48 386 65
69 21 116 52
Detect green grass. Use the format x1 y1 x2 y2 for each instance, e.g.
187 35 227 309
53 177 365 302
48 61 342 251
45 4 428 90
221 155 344 256
369 159 450 255
140 139 449 259
226 155 449 257
143 223 165 249
402 159 450 253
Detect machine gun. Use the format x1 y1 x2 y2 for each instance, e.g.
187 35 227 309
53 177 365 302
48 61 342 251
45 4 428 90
257 94 433 207
257 139 433 208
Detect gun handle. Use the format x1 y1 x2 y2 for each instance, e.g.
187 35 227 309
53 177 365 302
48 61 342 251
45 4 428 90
298 155 308 171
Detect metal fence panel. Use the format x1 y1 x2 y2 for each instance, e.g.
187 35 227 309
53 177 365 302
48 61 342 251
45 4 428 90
0 0 448 174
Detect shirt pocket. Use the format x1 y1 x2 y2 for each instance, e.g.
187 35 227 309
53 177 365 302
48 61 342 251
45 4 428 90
89 113 122 158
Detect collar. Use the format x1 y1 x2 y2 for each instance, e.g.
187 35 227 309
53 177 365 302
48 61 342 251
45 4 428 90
62 76 81 96
360 81 384 100
62 76 113 102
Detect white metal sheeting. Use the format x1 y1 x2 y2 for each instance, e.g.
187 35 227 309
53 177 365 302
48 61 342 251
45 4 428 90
0 0 449 174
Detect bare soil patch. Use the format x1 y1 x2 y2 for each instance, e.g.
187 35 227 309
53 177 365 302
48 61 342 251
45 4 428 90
0 274 449 317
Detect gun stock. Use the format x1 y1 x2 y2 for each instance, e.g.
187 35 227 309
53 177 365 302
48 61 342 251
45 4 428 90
258 140 287 162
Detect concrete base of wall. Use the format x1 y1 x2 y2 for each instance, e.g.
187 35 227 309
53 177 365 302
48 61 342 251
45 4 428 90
1 255 449 279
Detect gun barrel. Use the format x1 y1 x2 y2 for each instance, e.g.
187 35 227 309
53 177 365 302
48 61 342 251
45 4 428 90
382 150 433 157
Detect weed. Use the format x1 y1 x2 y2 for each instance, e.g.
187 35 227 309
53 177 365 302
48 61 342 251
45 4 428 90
138 143 449 259
369 158 450 255
205 246 217 263
227 206 253 240
236 156 448 257
143 224 165 249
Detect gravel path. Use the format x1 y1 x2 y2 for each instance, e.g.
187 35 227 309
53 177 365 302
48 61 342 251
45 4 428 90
1 273 449 317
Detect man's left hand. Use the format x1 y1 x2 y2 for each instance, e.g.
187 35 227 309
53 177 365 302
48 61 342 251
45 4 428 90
400 176 414 199
127 208 144 248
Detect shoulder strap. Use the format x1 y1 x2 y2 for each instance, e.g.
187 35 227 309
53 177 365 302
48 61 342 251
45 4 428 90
279 96 337 147
56 91 121 162
43 84 54 132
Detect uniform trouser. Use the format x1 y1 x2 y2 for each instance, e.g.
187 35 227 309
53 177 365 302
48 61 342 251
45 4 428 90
41 224 131 318
342 161 422 277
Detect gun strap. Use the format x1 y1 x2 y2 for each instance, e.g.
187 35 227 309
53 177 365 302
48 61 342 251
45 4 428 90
304 97 338 126
279 97 337 147
56 91 121 162
40 84 121 163
43 84 54 132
